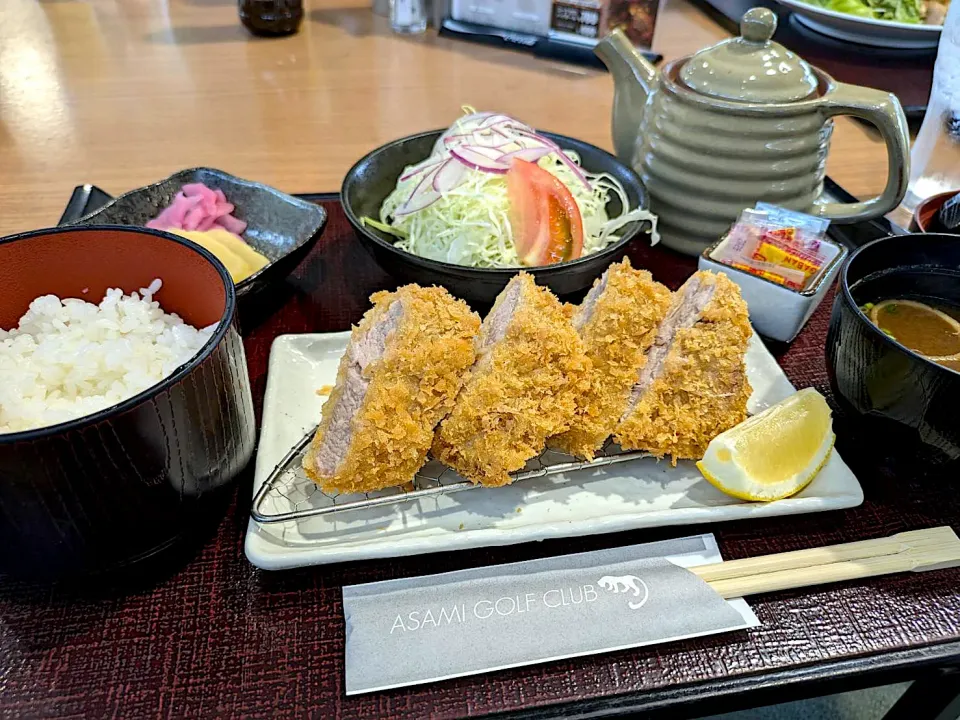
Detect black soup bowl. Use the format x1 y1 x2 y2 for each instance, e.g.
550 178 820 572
341 130 652 305
826 233 960 465
0 226 256 579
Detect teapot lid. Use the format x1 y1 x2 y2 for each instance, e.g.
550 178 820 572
679 8 819 103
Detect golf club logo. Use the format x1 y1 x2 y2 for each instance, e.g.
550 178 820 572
597 575 650 610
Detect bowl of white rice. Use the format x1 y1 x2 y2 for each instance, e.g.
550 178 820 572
0 225 255 579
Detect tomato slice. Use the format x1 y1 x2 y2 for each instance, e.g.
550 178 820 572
507 159 584 266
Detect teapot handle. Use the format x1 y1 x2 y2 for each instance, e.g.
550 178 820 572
815 83 910 223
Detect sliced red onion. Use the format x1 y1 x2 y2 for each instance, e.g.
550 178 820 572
402 114 593 212
442 133 475 145
444 130 510 149
510 136 553 151
478 116 534 135
449 145 510 173
513 130 592 190
504 130 555 148
458 111 498 125
489 141 524 151
477 113 517 129
395 188 441 216
475 133 504 148
432 158 467 193
434 114 497 154
555 152 592 190
471 133 508 148
462 145 507 160
396 164 443 215
399 157 444 182
500 146 554 164
513 128 564 149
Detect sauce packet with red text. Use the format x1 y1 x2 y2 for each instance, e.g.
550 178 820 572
710 204 834 291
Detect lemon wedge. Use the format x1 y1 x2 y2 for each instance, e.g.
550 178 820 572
696 388 835 502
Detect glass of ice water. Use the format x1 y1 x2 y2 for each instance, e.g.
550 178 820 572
901 2 960 214
390 0 427 33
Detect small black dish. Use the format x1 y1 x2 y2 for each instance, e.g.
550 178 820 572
341 130 651 305
826 233 960 464
64 167 327 300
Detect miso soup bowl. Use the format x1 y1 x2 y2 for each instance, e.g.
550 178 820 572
826 233 960 464
0 226 256 579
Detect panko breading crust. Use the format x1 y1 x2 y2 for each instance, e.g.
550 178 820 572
304 285 480 493
432 273 589 487
615 272 752 462
550 259 672 459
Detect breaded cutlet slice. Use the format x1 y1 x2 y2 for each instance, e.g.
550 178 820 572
303 285 480 494
432 273 589 487
615 271 752 462
550 258 672 460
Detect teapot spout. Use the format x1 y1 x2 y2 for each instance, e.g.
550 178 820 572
595 29 657 164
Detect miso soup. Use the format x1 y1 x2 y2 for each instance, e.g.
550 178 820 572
860 298 960 371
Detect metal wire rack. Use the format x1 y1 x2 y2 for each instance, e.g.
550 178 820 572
250 426 652 524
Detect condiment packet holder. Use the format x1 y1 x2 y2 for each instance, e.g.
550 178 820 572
699 235 848 343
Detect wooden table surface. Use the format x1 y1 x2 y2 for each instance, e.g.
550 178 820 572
0 0 893 238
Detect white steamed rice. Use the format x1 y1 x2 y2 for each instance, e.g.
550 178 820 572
0 279 215 434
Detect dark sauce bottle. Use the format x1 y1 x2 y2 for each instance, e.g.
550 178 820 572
239 0 304 36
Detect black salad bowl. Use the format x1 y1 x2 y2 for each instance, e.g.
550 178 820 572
826 233 960 465
341 130 652 305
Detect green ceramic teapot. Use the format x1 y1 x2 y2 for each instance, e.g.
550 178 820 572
595 7 910 256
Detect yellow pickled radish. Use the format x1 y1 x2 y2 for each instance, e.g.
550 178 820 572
170 228 269 283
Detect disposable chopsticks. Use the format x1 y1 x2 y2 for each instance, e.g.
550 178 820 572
688 527 960 599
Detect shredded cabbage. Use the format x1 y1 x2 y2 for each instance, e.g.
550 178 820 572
811 0 925 23
379 151 658 268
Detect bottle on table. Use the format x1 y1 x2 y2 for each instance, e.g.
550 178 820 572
239 0 304 36
901 1 960 214
390 0 427 34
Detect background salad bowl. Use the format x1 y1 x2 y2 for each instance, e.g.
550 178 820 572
774 0 942 48
341 129 653 306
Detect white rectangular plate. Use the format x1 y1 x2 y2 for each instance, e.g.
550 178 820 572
245 332 864 570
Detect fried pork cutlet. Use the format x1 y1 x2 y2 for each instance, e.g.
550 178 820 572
432 273 589 487
550 258 672 460
303 285 480 494
615 270 752 462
